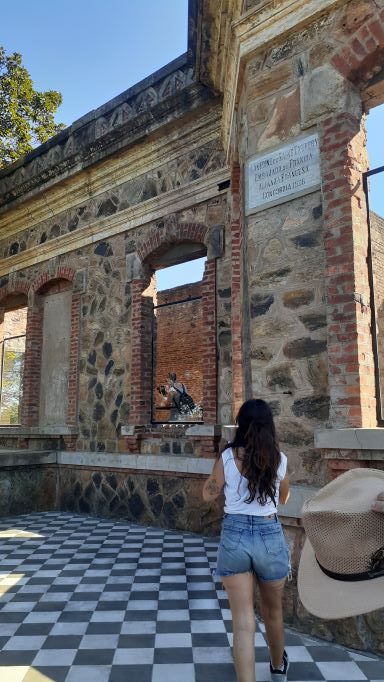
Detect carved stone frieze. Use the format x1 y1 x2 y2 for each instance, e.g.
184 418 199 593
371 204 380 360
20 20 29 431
0 63 203 210
0 140 226 260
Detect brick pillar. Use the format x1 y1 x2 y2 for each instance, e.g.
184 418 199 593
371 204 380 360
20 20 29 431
201 259 217 423
21 302 43 426
67 293 80 428
230 163 244 418
321 113 376 427
129 277 153 425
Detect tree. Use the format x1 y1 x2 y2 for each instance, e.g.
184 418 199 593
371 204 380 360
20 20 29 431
0 47 64 168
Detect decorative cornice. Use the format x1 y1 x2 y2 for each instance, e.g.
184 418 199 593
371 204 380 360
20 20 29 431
0 105 224 239
0 80 219 212
0 167 229 277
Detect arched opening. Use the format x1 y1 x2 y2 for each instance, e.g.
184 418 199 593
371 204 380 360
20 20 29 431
36 279 73 427
0 294 28 425
152 254 206 423
129 228 218 430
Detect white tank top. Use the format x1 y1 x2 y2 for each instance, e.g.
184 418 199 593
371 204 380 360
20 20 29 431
222 447 287 516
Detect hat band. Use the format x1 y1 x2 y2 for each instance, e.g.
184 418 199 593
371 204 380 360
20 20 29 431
317 559 384 582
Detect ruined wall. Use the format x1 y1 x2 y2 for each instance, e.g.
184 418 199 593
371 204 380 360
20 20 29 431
0 190 230 452
237 28 331 486
231 0 384 653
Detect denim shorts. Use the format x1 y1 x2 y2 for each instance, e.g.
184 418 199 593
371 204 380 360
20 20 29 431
215 513 290 582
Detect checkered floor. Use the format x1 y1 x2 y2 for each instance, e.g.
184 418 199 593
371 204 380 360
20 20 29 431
0 513 383 682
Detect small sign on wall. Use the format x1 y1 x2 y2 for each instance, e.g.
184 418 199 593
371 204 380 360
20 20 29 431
245 133 321 214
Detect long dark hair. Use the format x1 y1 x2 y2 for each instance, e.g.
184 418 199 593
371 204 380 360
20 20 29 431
229 399 280 505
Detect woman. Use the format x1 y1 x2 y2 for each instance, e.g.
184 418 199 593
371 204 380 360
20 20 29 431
203 399 290 682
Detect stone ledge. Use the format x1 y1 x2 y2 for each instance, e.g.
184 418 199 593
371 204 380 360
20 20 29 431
57 452 214 474
221 425 236 442
0 451 57 467
185 424 222 437
0 450 319 518
0 450 213 474
121 424 222 437
0 426 78 437
315 428 384 451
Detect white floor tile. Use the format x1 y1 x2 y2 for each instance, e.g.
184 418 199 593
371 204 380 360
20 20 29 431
32 648 77 665
65 665 111 682
193 646 234 663
285 644 314 662
113 647 154 664
317 661 368 680
3 635 47 650
155 633 192 648
190 619 226 633
152 663 195 682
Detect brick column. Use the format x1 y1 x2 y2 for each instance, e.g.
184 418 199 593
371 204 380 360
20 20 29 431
321 113 376 427
67 293 81 428
21 303 43 426
129 277 153 426
230 163 244 418
201 259 217 423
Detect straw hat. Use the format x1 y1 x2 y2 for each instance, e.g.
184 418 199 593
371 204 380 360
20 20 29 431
298 468 384 620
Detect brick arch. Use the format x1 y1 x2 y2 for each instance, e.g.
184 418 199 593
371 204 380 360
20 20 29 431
21 265 80 432
0 283 29 305
137 223 208 264
331 7 384 85
129 222 217 437
32 266 76 293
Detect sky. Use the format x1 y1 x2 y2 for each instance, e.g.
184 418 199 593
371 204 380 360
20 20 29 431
1 1 383 288
1 0 188 127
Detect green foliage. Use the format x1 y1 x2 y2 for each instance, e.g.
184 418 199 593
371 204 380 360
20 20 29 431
0 46 64 168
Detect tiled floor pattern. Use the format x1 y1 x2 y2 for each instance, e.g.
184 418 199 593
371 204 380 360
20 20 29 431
0 512 382 682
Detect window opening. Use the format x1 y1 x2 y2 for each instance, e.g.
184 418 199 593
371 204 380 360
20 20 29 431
364 103 384 422
151 256 206 423
0 306 27 425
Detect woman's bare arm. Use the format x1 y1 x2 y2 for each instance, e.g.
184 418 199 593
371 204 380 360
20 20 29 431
279 472 290 505
202 457 225 502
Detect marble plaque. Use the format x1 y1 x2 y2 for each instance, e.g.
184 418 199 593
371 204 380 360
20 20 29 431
246 133 321 214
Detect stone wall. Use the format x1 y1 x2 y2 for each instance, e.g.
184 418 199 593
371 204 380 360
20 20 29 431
58 466 222 536
0 194 230 453
0 465 57 516
0 306 27 339
238 32 330 485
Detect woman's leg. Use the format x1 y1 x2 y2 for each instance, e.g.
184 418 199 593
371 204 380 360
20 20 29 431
257 577 286 669
222 572 256 682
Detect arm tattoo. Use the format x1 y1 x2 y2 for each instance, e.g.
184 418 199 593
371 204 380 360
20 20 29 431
206 478 221 496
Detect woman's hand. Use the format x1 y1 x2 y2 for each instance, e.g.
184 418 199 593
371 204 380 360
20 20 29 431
372 492 384 513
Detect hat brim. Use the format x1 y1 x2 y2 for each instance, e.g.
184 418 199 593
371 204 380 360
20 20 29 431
298 538 384 620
